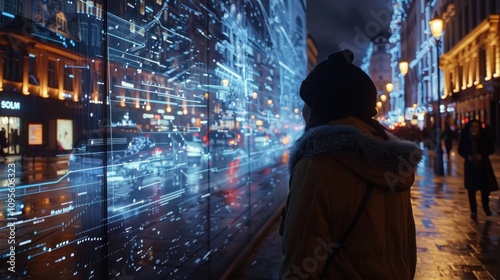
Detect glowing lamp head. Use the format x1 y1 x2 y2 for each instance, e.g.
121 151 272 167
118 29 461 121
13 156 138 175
399 61 409 76
385 82 393 93
429 12 444 41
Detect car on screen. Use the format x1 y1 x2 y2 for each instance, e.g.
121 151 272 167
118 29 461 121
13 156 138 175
68 126 143 177
68 127 185 185
147 131 189 171
181 133 207 165
253 131 271 148
208 130 238 149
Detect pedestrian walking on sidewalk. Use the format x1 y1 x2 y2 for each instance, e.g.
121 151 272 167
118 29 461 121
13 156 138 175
441 124 457 161
457 119 499 219
0 128 7 161
279 50 422 280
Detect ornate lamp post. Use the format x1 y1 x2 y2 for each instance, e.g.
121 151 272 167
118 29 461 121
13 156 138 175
429 11 444 176
399 61 409 124
384 82 393 116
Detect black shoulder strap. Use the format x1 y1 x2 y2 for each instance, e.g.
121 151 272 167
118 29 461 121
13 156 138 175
321 185 373 277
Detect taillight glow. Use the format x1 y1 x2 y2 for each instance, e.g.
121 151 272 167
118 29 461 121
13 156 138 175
152 147 162 156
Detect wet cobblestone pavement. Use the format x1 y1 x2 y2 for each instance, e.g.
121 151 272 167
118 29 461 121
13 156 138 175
229 149 500 280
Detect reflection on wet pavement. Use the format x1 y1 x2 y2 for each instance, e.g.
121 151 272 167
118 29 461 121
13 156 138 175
413 151 500 280
231 149 500 280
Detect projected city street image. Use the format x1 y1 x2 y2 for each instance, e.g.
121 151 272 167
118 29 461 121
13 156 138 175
0 0 306 278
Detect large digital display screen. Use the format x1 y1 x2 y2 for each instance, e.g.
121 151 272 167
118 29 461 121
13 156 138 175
0 0 307 278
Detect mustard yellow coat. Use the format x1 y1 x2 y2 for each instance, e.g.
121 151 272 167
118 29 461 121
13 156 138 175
280 117 422 279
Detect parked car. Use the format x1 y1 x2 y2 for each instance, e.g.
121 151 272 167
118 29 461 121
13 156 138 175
68 126 142 176
146 131 189 171
114 135 167 183
253 132 271 148
68 127 184 186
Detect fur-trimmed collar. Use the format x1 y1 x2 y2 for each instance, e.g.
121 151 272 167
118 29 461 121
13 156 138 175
289 123 423 175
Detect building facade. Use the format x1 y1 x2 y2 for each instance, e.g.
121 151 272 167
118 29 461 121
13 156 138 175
369 32 394 120
440 3 500 139
389 0 499 141
0 0 104 156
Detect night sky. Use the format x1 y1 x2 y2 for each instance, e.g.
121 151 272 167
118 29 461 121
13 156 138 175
307 0 393 66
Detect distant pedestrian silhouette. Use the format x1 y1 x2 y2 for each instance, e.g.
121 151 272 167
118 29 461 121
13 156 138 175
0 128 7 161
441 124 457 161
457 119 499 219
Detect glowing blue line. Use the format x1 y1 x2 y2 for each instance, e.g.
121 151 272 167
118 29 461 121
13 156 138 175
113 95 178 106
114 85 185 102
140 82 174 91
0 173 71 192
138 180 162 190
279 61 296 75
113 200 145 212
167 68 191 83
108 47 165 68
31 33 65 45
2 12 15 18
216 62 242 79
107 32 144 48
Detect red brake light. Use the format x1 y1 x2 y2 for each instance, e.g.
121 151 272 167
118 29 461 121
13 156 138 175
152 147 162 156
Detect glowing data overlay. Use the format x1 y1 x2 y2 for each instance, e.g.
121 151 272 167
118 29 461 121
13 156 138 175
0 0 306 278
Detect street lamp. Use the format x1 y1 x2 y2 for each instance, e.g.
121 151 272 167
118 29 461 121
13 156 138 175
399 61 409 76
385 82 393 93
429 11 444 176
383 83 393 116
380 94 387 102
399 61 409 125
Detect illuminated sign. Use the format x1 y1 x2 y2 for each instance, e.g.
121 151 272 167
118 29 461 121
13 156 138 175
1 100 20 110
57 119 73 150
28 124 43 145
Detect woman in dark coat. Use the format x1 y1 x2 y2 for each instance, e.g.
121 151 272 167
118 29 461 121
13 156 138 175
457 119 499 218
279 50 420 279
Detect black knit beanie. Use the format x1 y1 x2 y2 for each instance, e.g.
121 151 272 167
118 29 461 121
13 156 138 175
300 49 378 119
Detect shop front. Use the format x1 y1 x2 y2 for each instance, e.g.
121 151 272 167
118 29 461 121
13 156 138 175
0 95 23 155
456 90 494 127
0 91 90 157
455 80 499 143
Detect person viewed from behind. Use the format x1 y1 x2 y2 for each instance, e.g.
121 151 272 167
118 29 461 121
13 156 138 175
279 50 423 279
457 119 499 219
